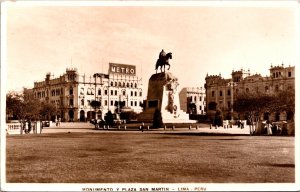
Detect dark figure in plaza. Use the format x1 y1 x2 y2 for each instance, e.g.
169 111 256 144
214 108 223 129
155 49 172 73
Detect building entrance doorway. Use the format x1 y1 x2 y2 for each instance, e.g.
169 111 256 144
68 110 74 122
87 111 96 121
80 110 85 122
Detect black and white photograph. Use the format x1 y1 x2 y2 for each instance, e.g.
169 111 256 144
1 1 299 191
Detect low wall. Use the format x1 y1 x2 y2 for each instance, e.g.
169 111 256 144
6 121 42 135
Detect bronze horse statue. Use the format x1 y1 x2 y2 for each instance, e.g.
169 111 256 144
155 52 172 73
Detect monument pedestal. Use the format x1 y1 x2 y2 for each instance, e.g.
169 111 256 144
139 72 196 124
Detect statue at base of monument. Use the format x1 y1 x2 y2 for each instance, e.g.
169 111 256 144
155 49 172 73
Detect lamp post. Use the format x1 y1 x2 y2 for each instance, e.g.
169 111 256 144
93 73 104 124
118 94 121 114
228 81 237 121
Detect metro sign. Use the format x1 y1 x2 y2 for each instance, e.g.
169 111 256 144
109 63 136 76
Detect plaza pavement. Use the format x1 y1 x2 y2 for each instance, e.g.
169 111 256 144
42 122 251 135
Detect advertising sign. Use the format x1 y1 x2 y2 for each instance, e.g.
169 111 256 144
109 63 136 76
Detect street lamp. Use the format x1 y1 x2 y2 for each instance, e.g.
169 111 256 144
228 81 237 121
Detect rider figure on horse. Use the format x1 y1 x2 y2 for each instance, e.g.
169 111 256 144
159 49 166 61
156 49 172 73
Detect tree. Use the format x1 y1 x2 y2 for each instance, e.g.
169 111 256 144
6 91 42 122
120 111 137 122
269 89 295 119
90 100 101 111
6 91 23 121
105 111 114 126
22 97 42 121
7 90 59 123
153 109 163 128
233 92 273 120
234 89 295 122
40 102 56 121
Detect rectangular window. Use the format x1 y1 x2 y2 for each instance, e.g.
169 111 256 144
135 101 137 106
227 90 231 96
70 99 74 107
115 90 117 95
98 89 101 95
111 90 113 95
105 100 107 106
212 91 215 97
111 100 113 106
288 71 292 77
131 101 133 106
199 96 202 101
105 90 107 95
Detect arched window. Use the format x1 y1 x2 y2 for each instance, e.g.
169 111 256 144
69 87 73 95
119 82 122 87
135 83 137 88
80 88 84 95
115 82 117 87
131 83 133 88
111 81 113 86
127 83 129 87
265 86 269 93
81 99 84 106
123 82 125 87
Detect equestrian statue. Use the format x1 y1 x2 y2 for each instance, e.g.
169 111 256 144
155 49 172 73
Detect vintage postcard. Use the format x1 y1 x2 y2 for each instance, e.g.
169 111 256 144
1 1 299 191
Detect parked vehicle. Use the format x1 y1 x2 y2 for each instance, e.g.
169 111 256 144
42 121 50 127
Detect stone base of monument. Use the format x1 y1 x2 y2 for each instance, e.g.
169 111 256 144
139 72 196 124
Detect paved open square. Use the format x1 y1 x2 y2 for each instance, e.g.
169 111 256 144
6 129 294 183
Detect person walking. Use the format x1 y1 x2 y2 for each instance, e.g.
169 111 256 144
266 120 273 135
141 122 145 132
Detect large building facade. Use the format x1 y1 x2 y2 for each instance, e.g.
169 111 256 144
205 64 295 121
31 63 143 122
179 87 206 115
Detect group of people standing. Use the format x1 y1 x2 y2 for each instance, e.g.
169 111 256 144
22 120 32 134
264 120 282 135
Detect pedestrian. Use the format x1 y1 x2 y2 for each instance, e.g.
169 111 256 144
55 118 58 126
28 120 32 133
141 122 145 132
25 121 29 134
58 118 61 126
266 120 272 135
240 120 244 129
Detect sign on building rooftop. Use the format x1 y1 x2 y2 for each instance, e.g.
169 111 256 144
109 63 136 76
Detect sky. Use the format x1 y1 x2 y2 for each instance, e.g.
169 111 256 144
3 1 299 98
